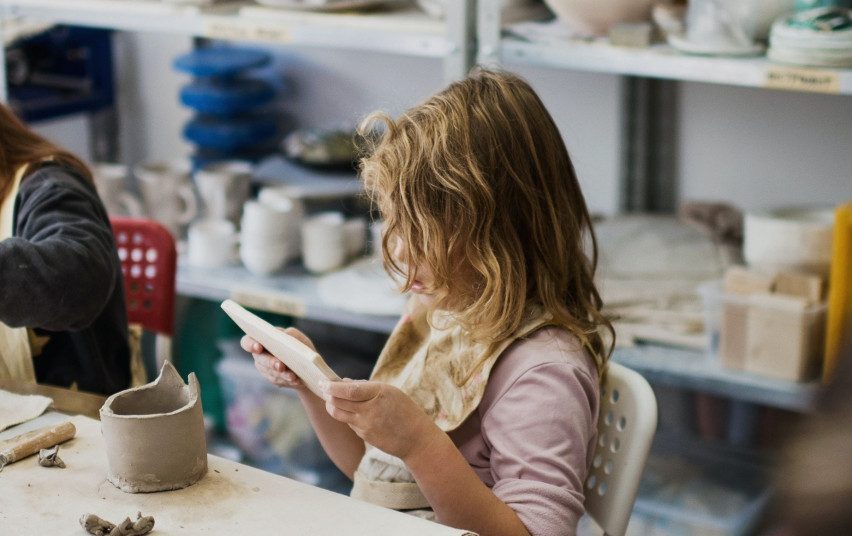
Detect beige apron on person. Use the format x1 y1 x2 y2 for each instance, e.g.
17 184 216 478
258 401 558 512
350 299 554 519
0 163 38 381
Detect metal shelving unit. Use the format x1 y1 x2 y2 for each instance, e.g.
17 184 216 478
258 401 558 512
0 0 828 415
176 258 820 412
177 261 399 334
613 345 818 412
0 0 476 99
475 0 835 414
0 0 473 334
478 3 852 96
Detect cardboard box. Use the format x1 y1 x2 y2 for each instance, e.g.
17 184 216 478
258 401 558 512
774 271 825 304
723 267 775 296
719 293 826 381
720 301 749 370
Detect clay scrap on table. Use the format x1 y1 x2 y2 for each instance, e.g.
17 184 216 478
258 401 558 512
79 512 154 536
37 445 65 468
100 361 207 493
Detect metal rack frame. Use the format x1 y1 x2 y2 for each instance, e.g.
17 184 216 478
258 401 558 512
0 0 833 413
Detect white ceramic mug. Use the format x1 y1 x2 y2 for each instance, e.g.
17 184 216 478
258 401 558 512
301 212 347 274
241 200 292 239
92 163 144 217
258 186 305 258
195 161 252 224
343 217 367 258
135 159 198 238
187 219 239 268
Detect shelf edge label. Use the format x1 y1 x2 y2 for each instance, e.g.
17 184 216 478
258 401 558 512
764 67 840 94
204 20 291 44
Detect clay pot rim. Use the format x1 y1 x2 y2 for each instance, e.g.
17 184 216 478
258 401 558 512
100 367 201 420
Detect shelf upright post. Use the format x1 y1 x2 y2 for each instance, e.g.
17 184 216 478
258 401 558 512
476 0 500 68
0 4 9 103
619 77 679 212
444 0 476 82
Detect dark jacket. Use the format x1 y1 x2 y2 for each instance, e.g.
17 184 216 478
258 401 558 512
0 163 130 394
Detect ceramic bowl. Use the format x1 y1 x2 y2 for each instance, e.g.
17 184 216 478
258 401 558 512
240 243 289 276
744 207 834 275
543 0 654 36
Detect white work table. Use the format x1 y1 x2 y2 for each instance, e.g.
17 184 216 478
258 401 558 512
0 414 471 535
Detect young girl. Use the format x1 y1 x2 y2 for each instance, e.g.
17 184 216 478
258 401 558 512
0 103 130 394
242 69 611 536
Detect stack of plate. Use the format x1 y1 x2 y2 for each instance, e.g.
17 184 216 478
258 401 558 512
769 8 852 67
174 46 280 169
253 0 393 11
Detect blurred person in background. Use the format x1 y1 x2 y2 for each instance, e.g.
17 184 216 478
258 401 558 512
770 324 852 535
0 103 130 395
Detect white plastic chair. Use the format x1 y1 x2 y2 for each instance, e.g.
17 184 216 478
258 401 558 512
583 362 658 536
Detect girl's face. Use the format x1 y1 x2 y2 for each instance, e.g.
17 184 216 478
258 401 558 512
391 235 437 307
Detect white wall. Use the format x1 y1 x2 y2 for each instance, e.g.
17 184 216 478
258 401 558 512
510 64 623 215
677 82 852 211
113 33 194 166
33 115 92 162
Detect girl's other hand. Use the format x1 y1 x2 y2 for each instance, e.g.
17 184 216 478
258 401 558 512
319 379 441 462
239 327 317 391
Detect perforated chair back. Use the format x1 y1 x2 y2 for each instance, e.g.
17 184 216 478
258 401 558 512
110 217 177 336
584 362 657 536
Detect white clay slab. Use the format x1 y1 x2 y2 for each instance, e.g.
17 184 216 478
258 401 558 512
221 299 340 396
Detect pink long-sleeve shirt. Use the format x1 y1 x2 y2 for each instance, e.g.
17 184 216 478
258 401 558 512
448 326 600 536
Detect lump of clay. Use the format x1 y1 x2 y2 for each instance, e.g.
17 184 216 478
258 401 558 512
100 362 207 493
37 445 65 468
80 512 155 536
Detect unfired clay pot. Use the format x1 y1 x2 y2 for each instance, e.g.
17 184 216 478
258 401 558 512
543 0 654 36
100 362 207 493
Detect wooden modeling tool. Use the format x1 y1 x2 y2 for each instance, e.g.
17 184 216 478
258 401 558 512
0 421 76 471
221 299 341 397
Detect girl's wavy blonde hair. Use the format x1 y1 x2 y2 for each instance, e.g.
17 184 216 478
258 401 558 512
359 69 613 370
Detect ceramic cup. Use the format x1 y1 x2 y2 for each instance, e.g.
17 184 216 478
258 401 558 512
187 219 239 268
92 163 144 217
258 186 305 258
301 212 347 274
241 200 292 239
239 199 298 274
343 217 368 258
135 159 198 238
195 161 252 224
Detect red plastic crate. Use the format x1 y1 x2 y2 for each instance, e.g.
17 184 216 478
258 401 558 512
110 217 177 336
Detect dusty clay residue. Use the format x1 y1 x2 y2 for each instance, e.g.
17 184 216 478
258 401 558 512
100 362 207 493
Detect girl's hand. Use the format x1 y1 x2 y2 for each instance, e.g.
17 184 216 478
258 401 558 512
319 379 441 462
240 328 316 392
